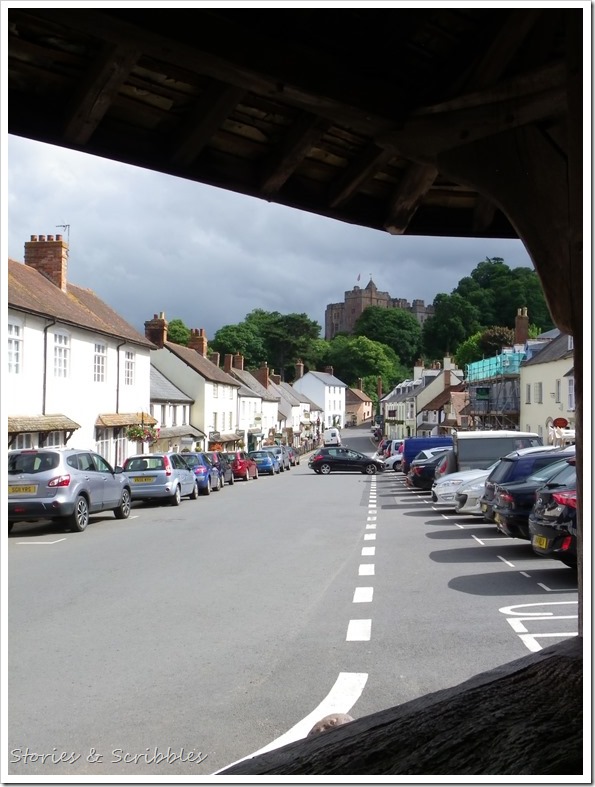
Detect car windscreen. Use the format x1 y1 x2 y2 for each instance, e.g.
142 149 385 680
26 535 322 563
541 462 576 488
526 459 571 484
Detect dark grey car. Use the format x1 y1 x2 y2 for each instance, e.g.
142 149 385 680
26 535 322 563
8 448 132 533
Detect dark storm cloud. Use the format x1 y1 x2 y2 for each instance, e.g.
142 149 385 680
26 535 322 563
6 136 534 339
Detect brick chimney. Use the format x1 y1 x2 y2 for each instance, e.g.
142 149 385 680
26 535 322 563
515 307 529 345
209 352 220 367
357 378 363 390
24 234 69 292
188 328 208 357
144 312 168 348
233 353 244 371
414 358 424 380
444 369 451 388
295 359 304 379
271 373 281 384
253 361 269 388
224 353 234 372
325 366 334 376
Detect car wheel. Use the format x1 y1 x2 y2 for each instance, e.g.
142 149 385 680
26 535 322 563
114 488 131 519
68 495 90 531
171 485 182 505
202 479 211 496
363 464 378 475
319 463 332 475
189 482 199 500
244 469 250 481
214 475 222 492
8 523 14 533
254 469 259 479
228 474 234 486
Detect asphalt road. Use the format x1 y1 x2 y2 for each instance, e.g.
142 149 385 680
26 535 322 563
7 427 578 778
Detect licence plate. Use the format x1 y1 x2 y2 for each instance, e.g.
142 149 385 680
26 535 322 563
532 535 550 549
8 484 37 495
134 476 155 483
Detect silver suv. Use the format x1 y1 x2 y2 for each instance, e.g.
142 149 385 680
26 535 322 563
8 448 132 533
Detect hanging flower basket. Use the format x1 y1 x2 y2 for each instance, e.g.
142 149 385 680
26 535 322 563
125 424 159 443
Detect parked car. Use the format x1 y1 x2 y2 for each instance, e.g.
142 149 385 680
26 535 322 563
8 447 132 533
204 450 235 486
431 462 500 507
248 449 280 476
223 450 259 481
454 474 491 516
286 445 300 466
181 451 222 494
121 452 198 505
308 447 385 475
479 446 562 522
528 458 578 568
382 440 404 469
492 457 576 540
401 436 453 475
405 448 452 490
323 428 341 446
264 445 291 472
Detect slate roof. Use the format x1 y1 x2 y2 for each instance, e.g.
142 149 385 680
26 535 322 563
163 342 240 386
8 259 154 349
266 380 292 419
521 333 574 366
150 366 193 403
306 371 348 388
228 368 279 402
278 381 302 406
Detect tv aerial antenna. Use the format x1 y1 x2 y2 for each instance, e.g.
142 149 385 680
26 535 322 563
56 224 70 244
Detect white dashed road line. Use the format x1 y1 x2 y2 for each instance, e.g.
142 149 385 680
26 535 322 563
353 587 374 603
346 619 372 641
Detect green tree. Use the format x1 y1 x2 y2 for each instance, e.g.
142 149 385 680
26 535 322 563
167 318 191 346
422 293 481 359
454 331 483 369
244 309 321 379
325 335 407 394
353 306 422 368
210 323 266 368
478 326 515 356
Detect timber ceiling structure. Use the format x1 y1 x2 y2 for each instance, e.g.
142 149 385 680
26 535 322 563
6 7 578 241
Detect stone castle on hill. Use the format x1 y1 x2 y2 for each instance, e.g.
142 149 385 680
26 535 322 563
324 277 435 340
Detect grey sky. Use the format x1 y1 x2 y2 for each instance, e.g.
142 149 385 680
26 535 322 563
6 134 535 341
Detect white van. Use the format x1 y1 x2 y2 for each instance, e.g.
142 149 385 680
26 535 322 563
450 430 543 472
323 428 341 446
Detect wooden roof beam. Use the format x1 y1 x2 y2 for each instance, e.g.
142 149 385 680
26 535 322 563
63 43 140 145
260 112 330 197
169 82 245 167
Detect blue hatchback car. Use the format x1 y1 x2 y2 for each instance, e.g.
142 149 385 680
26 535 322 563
248 450 280 476
181 451 222 495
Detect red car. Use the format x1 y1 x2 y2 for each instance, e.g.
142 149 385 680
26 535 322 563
223 450 259 481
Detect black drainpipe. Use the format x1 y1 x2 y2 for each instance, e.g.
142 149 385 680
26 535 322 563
115 339 126 412
42 318 57 414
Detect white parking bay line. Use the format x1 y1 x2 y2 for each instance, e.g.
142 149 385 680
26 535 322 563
346 619 372 641
353 587 374 603
16 538 67 545
212 671 368 774
359 563 375 575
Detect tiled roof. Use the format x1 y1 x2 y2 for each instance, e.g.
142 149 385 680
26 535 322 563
150 366 193 403
95 412 157 427
346 387 372 404
8 414 81 433
158 425 204 439
419 384 466 413
8 259 154 348
163 342 240 386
